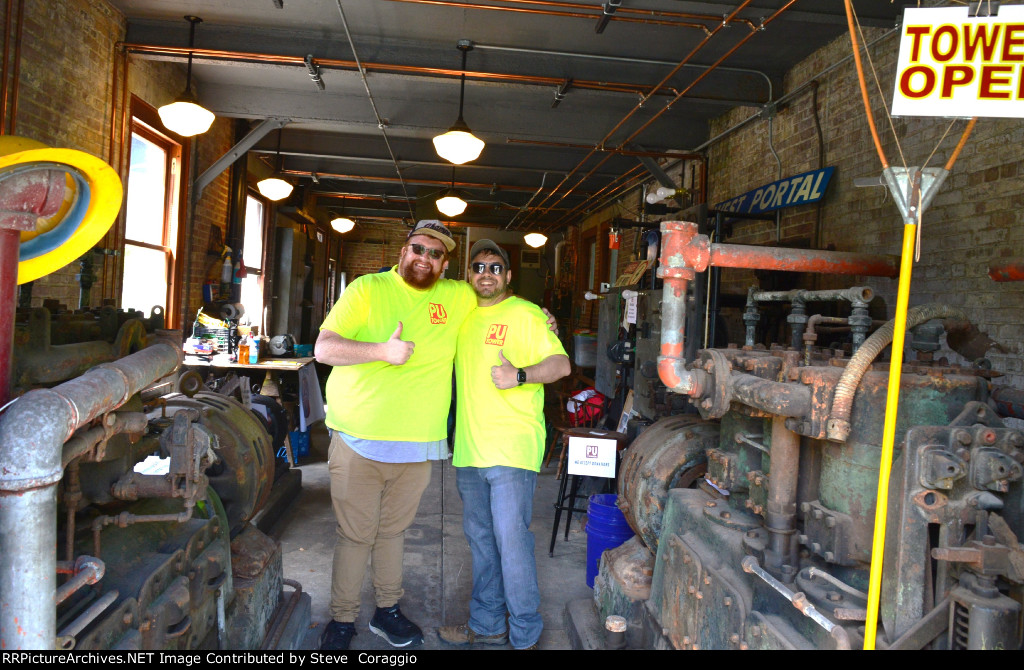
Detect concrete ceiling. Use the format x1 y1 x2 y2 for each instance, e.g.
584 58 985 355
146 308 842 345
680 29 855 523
111 0 906 233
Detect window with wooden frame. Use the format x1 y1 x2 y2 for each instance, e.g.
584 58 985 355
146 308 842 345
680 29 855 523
240 193 269 333
120 99 186 326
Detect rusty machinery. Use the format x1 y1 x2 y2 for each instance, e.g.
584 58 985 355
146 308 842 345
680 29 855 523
593 221 1024 650
0 306 306 650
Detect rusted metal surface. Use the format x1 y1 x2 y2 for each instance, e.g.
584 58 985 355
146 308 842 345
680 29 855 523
987 258 1024 282
764 418 800 573
618 414 717 550
0 167 66 229
710 243 899 278
154 392 275 536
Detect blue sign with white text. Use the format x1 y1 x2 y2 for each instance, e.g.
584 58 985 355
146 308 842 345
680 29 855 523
713 167 835 215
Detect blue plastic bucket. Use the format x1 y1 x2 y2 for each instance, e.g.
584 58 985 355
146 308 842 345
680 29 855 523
585 493 634 588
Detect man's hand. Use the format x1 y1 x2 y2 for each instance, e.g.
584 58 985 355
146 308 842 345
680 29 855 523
542 308 559 336
491 350 520 390
383 322 415 365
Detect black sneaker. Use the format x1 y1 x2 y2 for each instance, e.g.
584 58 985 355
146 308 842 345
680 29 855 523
319 620 356 650
368 604 424 647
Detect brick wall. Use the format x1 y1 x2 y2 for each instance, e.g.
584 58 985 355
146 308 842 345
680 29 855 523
705 28 1024 386
337 221 467 283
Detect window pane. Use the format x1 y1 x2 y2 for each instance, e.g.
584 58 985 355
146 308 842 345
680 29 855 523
125 133 167 245
121 244 168 315
240 274 263 333
243 196 264 269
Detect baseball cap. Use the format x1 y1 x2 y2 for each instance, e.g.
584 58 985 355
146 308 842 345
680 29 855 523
469 239 510 267
407 219 455 252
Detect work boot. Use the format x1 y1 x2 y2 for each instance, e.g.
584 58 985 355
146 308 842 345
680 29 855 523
437 622 508 646
319 620 357 650
368 604 424 647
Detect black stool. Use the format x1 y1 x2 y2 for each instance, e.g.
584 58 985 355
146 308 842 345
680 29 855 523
548 428 628 556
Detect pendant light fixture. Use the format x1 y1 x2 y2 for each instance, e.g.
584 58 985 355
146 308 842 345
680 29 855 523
523 232 548 248
432 40 485 165
331 197 356 233
436 168 468 217
256 128 294 201
157 16 215 137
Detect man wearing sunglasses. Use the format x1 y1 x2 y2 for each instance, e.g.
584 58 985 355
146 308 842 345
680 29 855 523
314 219 476 650
439 239 570 650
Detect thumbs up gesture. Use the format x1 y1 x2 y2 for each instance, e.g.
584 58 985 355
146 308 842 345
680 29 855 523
491 349 519 390
383 322 415 365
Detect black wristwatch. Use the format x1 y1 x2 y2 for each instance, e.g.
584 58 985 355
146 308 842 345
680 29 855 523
517 368 527 386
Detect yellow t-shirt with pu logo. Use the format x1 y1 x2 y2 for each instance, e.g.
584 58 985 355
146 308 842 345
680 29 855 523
320 267 476 441
453 296 567 471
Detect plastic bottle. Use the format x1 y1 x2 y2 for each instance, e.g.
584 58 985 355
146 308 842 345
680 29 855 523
249 336 260 364
220 248 233 300
237 334 249 364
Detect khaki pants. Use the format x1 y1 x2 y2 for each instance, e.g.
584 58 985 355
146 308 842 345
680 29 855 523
327 434 432 622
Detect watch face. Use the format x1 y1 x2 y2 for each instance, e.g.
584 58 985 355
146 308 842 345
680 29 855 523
517 369 526 384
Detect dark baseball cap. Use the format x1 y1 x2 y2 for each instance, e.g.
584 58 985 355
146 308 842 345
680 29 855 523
408 219 455 252
469 239 510 267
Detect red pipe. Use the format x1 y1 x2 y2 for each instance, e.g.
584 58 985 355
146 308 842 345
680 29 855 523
655 220 900 396
988 259 1024 282
709 243 900 278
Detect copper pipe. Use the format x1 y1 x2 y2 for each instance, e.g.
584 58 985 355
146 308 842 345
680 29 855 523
528 0 761 219
379 0 715 31
505 138 702 160
944 117 977 171
280 168 591 198
121 43 686 100
430 0 756 29
562 0 793 211
1 0 11 135
844 0 887 169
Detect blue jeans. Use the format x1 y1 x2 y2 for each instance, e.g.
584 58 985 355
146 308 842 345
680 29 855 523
456 466 542 649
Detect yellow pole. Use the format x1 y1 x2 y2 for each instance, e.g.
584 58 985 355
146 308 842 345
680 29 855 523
862 217 917 649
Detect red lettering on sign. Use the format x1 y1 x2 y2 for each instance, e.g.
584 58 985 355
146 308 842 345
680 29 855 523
900 65 936 98
979 65 1013 99
941 65 974 97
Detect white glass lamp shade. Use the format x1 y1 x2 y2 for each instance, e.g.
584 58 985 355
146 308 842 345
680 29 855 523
158 98 215 137
256 177 294 201
436 193 467 217
523 233 548 248
331 217 355 233
432 128 485 165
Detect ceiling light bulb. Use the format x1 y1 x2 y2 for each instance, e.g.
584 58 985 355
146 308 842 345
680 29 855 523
158 98 215 137
645 186 679 204
523 233 547 248
331 217 355 233
256 177 294 201
436 193 467 217
432 128 485 165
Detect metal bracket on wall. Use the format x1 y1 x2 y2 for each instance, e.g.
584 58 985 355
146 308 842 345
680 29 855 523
192 116 292 203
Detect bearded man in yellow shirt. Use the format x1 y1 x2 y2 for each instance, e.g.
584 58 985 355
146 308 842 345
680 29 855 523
315 220 476 650
439 240 571 650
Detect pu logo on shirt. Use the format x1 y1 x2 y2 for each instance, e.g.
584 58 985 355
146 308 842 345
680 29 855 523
429 303 448 324
484 323 507 346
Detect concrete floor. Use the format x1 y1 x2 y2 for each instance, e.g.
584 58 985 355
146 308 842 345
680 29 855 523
266 424 603 651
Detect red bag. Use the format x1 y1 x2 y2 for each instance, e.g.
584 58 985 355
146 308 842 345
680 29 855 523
567 387 606 425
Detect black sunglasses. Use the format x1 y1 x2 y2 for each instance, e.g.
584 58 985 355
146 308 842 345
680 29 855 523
472 262 505 275
407 243 446 260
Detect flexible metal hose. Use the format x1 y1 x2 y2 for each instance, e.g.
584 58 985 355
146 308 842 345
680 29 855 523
826 303 969 442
